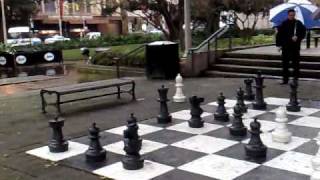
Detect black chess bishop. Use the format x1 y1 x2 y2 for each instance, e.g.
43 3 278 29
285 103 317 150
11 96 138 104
286 80 301 112
245 118 267 159
122 114 144 170
188 96 205 128
85 123 107 162
48 116 68 153
229 103 247 137
244 79 255 101
157 85 172 124
214 92 229 122
253 71 267 110
237 88 248 113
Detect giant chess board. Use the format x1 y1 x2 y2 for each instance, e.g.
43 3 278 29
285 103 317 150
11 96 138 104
26 97 320 180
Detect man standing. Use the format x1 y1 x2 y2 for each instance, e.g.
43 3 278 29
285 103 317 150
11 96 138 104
276 9 306 85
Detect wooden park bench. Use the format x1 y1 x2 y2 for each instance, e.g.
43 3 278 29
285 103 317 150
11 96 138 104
40 79 136 114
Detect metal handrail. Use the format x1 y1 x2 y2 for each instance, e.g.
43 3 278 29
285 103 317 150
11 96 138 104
114 43 147 78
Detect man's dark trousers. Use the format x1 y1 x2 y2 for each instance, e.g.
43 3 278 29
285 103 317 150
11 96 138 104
282 46 300 82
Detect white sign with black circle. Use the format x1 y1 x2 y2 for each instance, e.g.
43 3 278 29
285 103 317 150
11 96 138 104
16 55 27 65
44 52 55 62
0 56 7 65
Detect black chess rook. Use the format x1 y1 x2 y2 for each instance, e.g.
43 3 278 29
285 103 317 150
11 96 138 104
122 114 144 170
85 123 107 162
188 96 205 128
229 103 247 137
286 80 301 112
48 117 69 153
157 85 172 124
214 92 229 122
245 118 267 159
253 71 267 110
237 88 248 113
244 79 255 101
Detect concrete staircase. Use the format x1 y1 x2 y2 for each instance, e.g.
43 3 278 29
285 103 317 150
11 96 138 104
206 52 320 79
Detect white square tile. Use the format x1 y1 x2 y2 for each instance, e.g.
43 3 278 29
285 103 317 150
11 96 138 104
171 110 212 120
167 122 223 135
271 107 320 117
93 160 174 180
227 109 266 119
179 154 259 180
26 141 88 162
172 135 238 154
264 151 313 175
243 133 310 151
106 124 163 136
264 97 289 106
208 99 252 108
289 116 320 128
104 140 167 155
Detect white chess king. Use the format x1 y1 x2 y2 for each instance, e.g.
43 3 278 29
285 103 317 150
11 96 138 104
311 133 320 180
173 74 186 103
272 107 292 143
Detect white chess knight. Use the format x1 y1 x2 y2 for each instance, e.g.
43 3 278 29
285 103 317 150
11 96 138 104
272 107 292 143
311 133 320 180
173 73 186 103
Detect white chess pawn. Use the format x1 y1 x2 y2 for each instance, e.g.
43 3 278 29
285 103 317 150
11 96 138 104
173 74 186 103
272 107 292 143
311 133 320 180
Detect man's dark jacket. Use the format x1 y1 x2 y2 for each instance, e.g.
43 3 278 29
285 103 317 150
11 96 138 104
276 19 306 50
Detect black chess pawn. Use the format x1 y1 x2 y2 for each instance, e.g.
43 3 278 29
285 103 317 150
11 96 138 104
244 79 255 101
157 85 172 124
229 103 247 137
188 96 205 128
85 123 107 162
237 88 248 113
253 71 267 110
122 114 144 170
214 92 229 122
286 80 301 112
48 117 68 153
245 118 267 159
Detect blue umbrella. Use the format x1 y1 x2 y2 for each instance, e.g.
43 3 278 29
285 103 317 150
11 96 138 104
269 0 320 28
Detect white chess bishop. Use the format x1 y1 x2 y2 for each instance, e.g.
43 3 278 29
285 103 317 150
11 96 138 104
173 74 186 103
272 107 292 143
311 133 320 180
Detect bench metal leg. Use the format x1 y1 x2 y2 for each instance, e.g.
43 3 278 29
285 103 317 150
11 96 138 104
117 86 121 99
132 82 136 101
40 90 47 113
315 38 318 48
56 93 62 115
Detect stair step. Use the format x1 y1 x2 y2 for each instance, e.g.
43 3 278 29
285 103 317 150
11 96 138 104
224 53 320 62
205 70 281 79
212 64 320 78
217 58 320 69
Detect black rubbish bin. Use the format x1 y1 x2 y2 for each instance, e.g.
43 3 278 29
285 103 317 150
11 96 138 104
145 41 180 79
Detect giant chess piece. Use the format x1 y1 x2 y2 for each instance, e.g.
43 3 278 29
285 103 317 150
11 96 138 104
85 123 107 162
229 103 247 137
214 92 229 122
122 114 144 170
244 79 255 101
237 88 248 113
253 71 267 110
311 132 320 180
286 80 301 112
157 85 172 124
173 74 187 103
272 107 292 143
245 118 267 159
188 96 205 128
48 117 68 153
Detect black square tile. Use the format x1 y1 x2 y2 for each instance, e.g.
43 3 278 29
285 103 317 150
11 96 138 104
141 118 185 128
215 143 285 164
205 127 249 142
235 166 309 180
72 132 122 146
255 112 301 122
142 129 194 145
61 151 123 172
203 115 232 126
293 140 317 156
145 146 206 167
310 111 320 118
153 169 217 180
287 124 320 139
201 104 217 114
